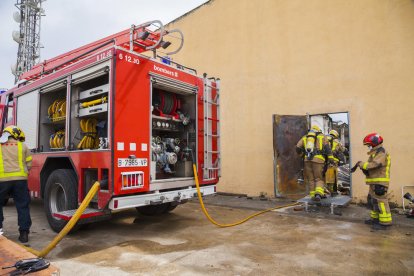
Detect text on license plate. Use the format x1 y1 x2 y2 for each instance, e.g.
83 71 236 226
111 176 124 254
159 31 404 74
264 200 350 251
118 158 148 167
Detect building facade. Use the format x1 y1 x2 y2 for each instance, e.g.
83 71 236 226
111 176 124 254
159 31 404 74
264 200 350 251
167 0 414 205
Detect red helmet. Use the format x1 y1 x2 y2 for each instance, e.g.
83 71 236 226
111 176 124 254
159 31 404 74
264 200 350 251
363 133 383 147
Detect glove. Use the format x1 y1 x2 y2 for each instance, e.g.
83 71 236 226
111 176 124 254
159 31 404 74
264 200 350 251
350 163 359 173
296 147 304 155
362 169 369 176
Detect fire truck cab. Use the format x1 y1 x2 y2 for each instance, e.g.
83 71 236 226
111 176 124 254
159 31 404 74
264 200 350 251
1 20 220 232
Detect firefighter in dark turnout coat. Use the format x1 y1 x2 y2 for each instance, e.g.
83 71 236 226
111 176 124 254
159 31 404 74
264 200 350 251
353 133 392 230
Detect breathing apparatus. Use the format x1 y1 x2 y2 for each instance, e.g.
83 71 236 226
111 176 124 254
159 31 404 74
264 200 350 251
305 125 321 160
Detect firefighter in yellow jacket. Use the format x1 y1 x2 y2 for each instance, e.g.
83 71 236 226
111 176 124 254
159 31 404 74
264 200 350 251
352 133 392 230
0 126 32 242
325 130 346 196
296 125 334 201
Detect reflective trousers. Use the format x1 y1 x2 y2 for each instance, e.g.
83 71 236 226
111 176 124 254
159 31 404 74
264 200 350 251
304 161 325 197
0 180 32 231
325 165 338 193
368 184 392 226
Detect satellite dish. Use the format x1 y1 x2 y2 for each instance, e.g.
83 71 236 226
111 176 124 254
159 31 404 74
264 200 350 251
13 11 21 23
12 31 22 43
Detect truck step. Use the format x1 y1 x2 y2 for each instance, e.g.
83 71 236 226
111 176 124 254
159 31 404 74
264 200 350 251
52 208 105 221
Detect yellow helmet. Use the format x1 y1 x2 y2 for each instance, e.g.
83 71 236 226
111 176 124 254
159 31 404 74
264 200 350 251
329 130 339 139
3 125 25 142
311 125 321 133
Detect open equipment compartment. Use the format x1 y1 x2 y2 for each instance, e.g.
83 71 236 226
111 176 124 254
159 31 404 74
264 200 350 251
38 80 67 152
150 80 197 181
69 62 110 151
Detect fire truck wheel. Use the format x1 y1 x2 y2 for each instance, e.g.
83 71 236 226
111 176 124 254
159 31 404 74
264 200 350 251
136 203 175 216
44 169 78 233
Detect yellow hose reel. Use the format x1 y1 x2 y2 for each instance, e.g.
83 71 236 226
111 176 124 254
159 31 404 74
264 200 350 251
49 130 65 149
77 118 99 149
48 99 66 121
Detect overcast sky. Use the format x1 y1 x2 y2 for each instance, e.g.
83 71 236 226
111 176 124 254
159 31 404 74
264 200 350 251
0 0 208 88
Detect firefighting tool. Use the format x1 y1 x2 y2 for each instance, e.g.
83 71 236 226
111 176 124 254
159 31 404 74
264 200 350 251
193 163 300 227
49 130 65 149
22 182 100 258
0 125 26 143
403 193 414 218
77 118 98 149
2 258 50 275
80 96 107 108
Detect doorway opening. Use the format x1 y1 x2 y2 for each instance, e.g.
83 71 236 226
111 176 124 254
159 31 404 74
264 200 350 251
272 112 351 198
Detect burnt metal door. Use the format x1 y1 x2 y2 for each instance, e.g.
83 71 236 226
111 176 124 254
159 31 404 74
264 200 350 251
273 115 308 198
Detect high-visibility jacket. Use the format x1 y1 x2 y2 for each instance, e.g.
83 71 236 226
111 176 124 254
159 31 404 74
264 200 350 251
296 133 334 164
358 146 391 187
0 138 32 182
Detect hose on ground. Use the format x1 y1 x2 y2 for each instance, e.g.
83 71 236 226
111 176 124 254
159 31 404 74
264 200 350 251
23 181 100 258
193 164 300 227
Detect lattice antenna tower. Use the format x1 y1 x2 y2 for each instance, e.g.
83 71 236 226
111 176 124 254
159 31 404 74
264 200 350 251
12 0 45 83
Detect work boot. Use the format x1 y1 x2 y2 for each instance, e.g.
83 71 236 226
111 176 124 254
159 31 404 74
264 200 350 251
18 230 29 243
371 224 391 231
364 218 379 225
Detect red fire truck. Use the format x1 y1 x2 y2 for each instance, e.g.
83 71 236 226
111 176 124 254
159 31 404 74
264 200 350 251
1 20 220 232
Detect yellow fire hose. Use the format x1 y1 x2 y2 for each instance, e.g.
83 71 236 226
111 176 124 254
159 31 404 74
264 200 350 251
193 164 300 227
19 165 298 257
77 118 98 149
22 182 100 257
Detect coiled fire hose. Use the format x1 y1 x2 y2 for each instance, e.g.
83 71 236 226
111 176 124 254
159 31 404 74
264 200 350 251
47 99 66 120
49 130 65 149
77 118 98 149
22 182 100 258
193 164 300 227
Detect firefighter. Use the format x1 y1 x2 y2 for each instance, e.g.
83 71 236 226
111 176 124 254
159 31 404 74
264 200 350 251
325 129 346 196
352 133 392 230
296 125 334 201
0 126 32 243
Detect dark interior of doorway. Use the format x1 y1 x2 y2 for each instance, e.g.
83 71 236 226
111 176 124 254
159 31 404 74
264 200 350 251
272 112 351 198
310 112 351 196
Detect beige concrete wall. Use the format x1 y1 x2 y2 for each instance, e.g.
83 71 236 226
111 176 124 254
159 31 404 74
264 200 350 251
168 0 414 205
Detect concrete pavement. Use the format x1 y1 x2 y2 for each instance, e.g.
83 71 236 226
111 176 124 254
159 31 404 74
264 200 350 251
1 197 413 275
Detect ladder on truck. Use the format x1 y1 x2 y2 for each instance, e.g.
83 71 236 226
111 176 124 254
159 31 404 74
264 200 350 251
203 75 221 180
19 20 184 82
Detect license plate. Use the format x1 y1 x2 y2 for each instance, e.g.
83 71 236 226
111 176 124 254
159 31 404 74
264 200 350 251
118 158 148 167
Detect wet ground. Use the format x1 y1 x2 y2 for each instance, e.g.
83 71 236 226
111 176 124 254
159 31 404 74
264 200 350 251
2 195 414 275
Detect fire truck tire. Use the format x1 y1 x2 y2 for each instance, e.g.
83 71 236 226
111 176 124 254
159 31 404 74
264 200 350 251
136 203 176 216
44 169 78 233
